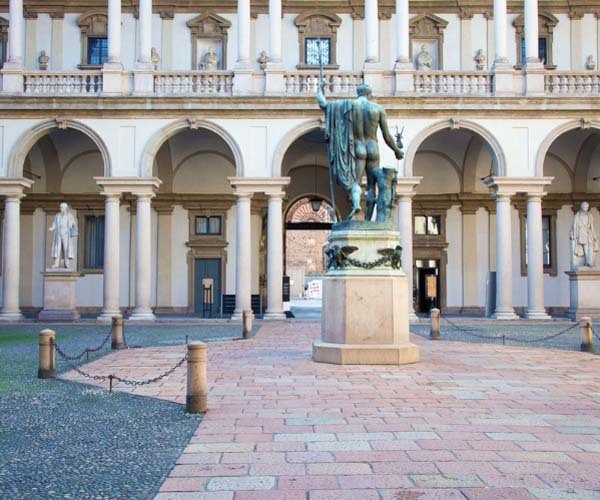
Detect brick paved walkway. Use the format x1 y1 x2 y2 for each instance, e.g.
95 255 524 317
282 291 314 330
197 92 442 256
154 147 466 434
62 322 600 499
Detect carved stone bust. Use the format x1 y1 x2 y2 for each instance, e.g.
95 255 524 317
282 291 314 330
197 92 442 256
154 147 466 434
416 45 432 71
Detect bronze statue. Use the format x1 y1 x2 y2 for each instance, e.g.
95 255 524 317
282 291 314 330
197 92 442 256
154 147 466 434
317 81 403 222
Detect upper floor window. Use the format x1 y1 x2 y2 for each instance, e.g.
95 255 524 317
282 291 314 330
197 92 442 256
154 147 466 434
295 11 341 70
195 216 222 235
414 215 442 236
0 18 7 69
77 11 108 69
87 37 108 66
513 12 558 69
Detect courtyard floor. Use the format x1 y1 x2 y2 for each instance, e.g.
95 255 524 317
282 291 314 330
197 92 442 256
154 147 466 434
58 321 600 500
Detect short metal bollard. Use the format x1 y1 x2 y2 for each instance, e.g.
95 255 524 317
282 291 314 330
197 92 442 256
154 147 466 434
111 316 124 350
242 310 253 339
580 316 593 353
430 308 440 340
38 329 56 379
186 342 208 414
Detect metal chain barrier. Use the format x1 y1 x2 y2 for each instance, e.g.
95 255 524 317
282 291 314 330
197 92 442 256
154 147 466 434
54 330 113 361
441 315 580 345
55 349 188 394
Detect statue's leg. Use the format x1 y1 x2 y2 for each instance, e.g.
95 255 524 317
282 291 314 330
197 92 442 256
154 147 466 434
348 185 362 219
365 167 377 221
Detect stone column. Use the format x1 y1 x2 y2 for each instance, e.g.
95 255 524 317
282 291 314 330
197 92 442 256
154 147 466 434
2 0 25 92
524 0 539 64
492 0 508 65
130 193 155 320
8 0 24 67
134 0 154 93
233 192 253 319
364 0 379 63
237 0 251 66
0 192 25 320
269 0 282 63
493 193 518 319
395 0 410 65
397 194 417 321
98 193 121 322
525 193 551 319
264 192 285 320
107 0 122 65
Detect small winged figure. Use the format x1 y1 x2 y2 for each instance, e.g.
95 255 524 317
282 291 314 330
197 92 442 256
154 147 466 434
378 245 403 270
325 244 359 270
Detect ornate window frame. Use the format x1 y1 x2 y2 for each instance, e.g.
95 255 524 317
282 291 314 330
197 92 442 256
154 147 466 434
409 14 448 70
77 11 109 69
513 12 558 70
294 11 341 70
0 17 8 69
187 13 231 70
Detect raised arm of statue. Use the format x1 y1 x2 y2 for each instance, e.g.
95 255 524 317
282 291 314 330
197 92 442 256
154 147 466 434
317 79 328 110
379 111 403 160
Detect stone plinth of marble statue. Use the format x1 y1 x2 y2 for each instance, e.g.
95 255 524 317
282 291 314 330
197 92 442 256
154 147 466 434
313 223 420 365
566 201 600 320
566 269 600 320
38 270 81 322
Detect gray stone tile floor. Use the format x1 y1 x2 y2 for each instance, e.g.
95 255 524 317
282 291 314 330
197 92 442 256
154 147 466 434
0 323 245 500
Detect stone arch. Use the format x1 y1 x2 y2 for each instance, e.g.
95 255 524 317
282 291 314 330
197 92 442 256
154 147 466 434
535 119 600 178
8 119 112 178
272 119 323 177
404 119 506 177
140 118 244 178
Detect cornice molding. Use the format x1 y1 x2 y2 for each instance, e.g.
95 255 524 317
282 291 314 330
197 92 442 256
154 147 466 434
8 1 600 17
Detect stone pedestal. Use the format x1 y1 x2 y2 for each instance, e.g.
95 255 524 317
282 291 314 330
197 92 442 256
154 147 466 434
313 223 420 365
38 271 81 322
567 269 600 320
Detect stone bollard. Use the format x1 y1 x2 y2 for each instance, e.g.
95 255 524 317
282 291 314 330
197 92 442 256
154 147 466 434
580 316 593 353
242 310 253 339
38 329 56 379
430 308 440 340
186 342 208 414
111 316 124 350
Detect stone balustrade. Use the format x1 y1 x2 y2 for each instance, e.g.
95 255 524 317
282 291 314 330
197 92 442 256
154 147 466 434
23 72 103 95
154 72 234 95
545 72 600 95
414 71 493 96
284 71 362 95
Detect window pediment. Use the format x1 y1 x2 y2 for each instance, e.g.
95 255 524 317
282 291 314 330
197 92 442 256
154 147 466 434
512 12 559 33
409 14 449 37
77 11 108 36
187 13 232 36
295 11 342 34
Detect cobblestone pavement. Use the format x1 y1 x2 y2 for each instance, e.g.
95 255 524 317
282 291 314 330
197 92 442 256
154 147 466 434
0 323 242 499
61 321 600 499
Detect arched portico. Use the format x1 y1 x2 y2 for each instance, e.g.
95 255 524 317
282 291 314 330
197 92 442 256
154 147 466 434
8 119 112 178
272 119 323 178
405 119 507 178
140 118 244 178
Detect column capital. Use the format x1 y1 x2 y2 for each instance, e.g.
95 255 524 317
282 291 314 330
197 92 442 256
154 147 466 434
395 176 422 197
0 177 33 198
134 192 155 201
101 191 122 201
526 192 547 202
229 176 290 195
484 176 553 195
95 176 161 195
266 191 285 201
234 191 254 201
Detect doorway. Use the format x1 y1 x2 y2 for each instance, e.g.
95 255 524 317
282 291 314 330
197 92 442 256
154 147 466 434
415 259 440 313
194 258 221 317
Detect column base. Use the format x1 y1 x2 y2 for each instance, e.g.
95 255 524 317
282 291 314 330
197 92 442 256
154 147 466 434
492 310 520 320
97 310 122 323
525 310 552 320
231 309 255 321
129 309 156 321
263 311 286 320
0 311 24 322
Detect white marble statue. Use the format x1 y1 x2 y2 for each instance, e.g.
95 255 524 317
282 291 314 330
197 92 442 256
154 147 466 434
570 201 599 269
49 202 78 269
201 47 219 71
416 45 433 70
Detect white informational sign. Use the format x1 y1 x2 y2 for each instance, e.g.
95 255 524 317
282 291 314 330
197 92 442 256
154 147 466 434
305 279 322 299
